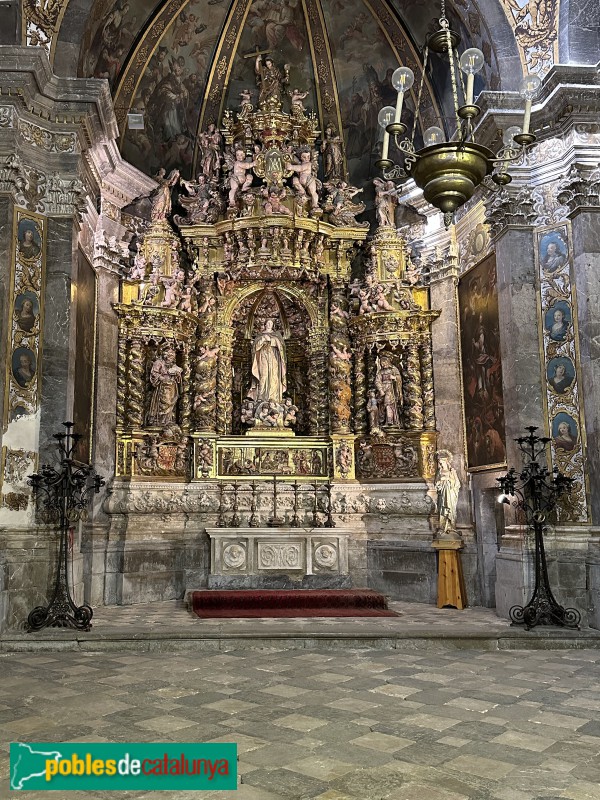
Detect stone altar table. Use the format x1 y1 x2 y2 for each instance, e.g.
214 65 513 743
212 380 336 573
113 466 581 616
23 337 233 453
206 527 352 589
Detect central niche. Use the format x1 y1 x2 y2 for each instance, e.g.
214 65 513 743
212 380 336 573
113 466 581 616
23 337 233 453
231 289 311 436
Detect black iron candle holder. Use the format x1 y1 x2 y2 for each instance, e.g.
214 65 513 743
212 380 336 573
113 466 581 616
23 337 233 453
27 422 105 632
497 426 580 630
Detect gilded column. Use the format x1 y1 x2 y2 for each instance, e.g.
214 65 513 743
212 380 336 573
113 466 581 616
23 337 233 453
406 340 424 430
216 327 234 435
126 337 145 429
116 332 128 429
420 336 436 430
328 281 352 434
353 344 368 435
308 327 328 436
180 344 192 433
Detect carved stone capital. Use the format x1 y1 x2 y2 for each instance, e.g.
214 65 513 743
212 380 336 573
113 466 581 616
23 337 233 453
557 163 600 215
484 186 536 238
0 154 88 217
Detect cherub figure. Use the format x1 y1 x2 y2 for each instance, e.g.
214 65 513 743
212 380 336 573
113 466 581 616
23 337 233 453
286 149 320 210
289 87 309 114
374 283 394 311
283 396 298 428
262 186 293 216
196 344 220 363
224 147 256 207
129 248 147 280
241 396 255 426
331 343 352 361
161 276 182 308
178 285 194 312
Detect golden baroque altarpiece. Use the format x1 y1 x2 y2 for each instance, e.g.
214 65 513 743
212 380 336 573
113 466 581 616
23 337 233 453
114 62 439 494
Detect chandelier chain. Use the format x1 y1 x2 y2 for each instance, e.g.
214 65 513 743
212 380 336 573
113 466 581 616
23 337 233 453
411 45 428 149
445 24 462 140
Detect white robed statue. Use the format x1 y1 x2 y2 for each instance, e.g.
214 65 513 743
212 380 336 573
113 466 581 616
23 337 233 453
249 319 287 403
435 449 461 538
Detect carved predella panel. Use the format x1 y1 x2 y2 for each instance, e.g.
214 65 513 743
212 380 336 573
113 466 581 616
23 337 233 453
258 542 302 570
536 223 589 523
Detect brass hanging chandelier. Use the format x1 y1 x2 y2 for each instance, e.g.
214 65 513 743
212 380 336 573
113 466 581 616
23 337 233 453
376 0 541 226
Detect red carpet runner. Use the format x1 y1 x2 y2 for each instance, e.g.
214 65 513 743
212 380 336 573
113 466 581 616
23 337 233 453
191 589 399 618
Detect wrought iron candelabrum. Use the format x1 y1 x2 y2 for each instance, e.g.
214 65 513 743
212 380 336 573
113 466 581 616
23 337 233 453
497 426 580 630
27 422 105 632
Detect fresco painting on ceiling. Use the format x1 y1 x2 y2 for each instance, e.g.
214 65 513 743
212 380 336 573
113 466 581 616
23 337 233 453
81 0 152 87
387 0 501 90
458 253 507 471
320 0 419 195
221 1 318 135
119 0 230 178
498 0 558 75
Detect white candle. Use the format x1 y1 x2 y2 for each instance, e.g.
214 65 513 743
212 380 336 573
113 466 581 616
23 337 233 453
523 99 532 135
382 130 390 160
466 73 475 106
394 90 404 124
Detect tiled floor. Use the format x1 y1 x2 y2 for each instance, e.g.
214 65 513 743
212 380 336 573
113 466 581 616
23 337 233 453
1 620 600 799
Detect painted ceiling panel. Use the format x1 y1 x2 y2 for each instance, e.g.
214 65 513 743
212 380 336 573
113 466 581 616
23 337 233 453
118 0 231 176
72 0 505 184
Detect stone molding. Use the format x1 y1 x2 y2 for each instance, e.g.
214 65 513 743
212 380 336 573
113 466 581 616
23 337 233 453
557 163 600 215
484 186 536 239
103 481 434 519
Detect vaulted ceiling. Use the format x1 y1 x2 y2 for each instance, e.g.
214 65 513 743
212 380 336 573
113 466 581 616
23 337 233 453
53 0 522 186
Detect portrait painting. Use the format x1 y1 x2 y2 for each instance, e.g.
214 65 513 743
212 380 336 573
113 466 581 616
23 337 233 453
546 356 575 394
14 292 39 333
12 347 37 388
544 300 571 342
552 412 578 453
458 253 507 470
539 228 568 275
17 218 42 260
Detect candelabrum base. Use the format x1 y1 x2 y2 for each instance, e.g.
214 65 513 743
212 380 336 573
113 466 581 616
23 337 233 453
509 601 581 631
27 601 93 632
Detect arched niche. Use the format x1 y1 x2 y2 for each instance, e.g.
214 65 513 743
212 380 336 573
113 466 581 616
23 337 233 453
228 287 314 436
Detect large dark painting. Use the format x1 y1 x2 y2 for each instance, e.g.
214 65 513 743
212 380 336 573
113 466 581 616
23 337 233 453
73 251 97 463
458 253 506 470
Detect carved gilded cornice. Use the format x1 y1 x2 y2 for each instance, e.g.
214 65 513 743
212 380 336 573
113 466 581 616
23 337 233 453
349 310 440 346
115 304 199 341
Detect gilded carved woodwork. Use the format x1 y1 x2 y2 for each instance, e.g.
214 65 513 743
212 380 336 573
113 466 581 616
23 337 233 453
113 56 441 484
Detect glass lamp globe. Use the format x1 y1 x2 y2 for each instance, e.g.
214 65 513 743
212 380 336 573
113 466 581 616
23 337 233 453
392 66 414 92
378 106 396 128
459 48 484 75
503 125 522 146
424 126 444 146
520 74 541 99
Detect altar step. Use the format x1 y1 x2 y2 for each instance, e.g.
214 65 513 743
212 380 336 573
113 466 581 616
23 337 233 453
191 589 400 618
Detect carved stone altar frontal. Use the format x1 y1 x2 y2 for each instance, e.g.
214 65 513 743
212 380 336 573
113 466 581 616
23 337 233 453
207 528 350 581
